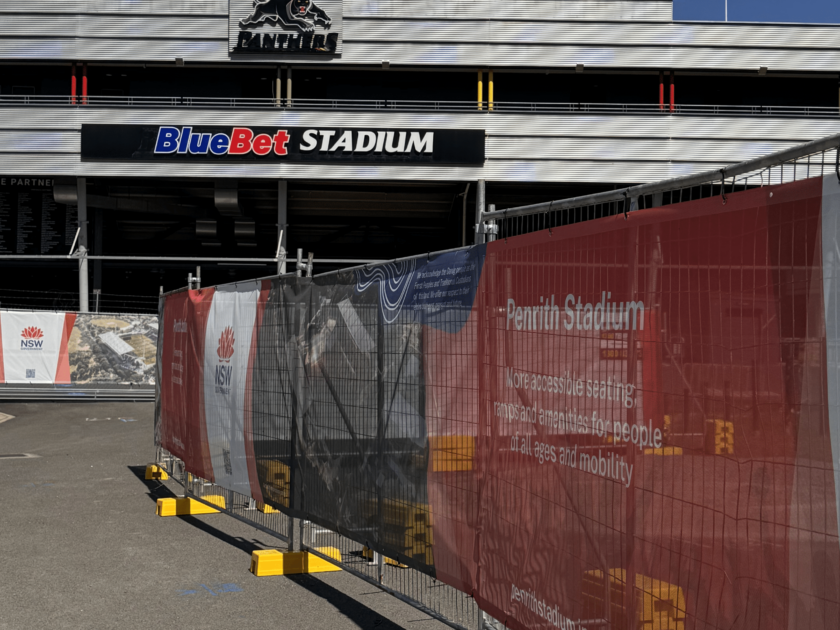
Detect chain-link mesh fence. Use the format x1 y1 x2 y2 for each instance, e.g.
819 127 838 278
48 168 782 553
487 144 840 241
154 134 840 630
155 264 485 630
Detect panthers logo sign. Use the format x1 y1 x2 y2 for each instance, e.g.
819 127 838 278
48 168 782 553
241 0 331 32
233 0 341 54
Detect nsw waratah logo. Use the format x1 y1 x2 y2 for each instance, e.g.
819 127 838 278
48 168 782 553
214 327 235 395
217 327 235 363
20 326 44 350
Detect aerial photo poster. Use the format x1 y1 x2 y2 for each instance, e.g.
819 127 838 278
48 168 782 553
0 311 157 386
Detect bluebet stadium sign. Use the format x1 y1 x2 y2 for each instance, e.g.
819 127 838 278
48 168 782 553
81 125 485 165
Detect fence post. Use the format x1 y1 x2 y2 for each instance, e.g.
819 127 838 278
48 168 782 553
751 359 760 431
288 276 309 552
278 180 288 274
376 303 386 583
288 517 303 552
623 225 641 630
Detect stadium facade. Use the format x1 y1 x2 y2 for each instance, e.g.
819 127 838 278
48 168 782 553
1 0 839 309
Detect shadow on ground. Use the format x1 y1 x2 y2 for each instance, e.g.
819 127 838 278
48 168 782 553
287 574 407 630
127 464 408 630
127 464 267 554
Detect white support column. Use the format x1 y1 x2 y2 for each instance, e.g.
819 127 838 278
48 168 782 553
278 180 288 274
93 207 102 295
474 179 486 245
77 177 89 313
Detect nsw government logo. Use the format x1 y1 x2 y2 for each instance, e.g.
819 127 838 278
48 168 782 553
215 327 235 395
20 326 44 350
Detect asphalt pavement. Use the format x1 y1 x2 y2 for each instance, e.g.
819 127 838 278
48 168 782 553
0 402 450 630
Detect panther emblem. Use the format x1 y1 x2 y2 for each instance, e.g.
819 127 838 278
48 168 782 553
240 0 332 32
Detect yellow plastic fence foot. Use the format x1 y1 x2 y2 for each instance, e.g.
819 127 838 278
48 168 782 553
156 495 226 517
145 464 168 480
362 546 407 568
256 502 277 514
643 447 684 456
250 547 342 576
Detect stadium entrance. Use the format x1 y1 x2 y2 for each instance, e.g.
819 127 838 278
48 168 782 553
0 175 615 313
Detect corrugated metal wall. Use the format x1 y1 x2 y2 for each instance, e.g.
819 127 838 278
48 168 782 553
2 106 838 183
2 0 840 71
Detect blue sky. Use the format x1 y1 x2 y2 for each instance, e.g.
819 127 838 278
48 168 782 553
674 0 840 23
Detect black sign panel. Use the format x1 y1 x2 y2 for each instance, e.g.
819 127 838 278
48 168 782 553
0 177 77 255
234 31 339 54
81 125 485 165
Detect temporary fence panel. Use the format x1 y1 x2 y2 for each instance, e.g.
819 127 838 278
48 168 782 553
156 174 840 630
0 309 158 385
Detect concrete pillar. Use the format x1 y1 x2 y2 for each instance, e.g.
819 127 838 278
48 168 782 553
77 177 89 313
278 180 288 274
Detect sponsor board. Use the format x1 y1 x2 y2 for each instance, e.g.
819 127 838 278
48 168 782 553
80 125 485 165
0 312 73 384
0 311 158 385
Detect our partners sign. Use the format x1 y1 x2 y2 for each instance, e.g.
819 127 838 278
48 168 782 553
81 125 485 165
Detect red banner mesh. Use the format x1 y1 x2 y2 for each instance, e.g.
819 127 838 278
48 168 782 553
425 178 839 630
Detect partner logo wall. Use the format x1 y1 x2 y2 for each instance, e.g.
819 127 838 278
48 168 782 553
230 0 343 55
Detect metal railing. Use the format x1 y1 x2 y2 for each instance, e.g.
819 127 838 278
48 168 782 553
0 94 838 118
477 131 840 241
0 288 159 314
155 447 482 630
